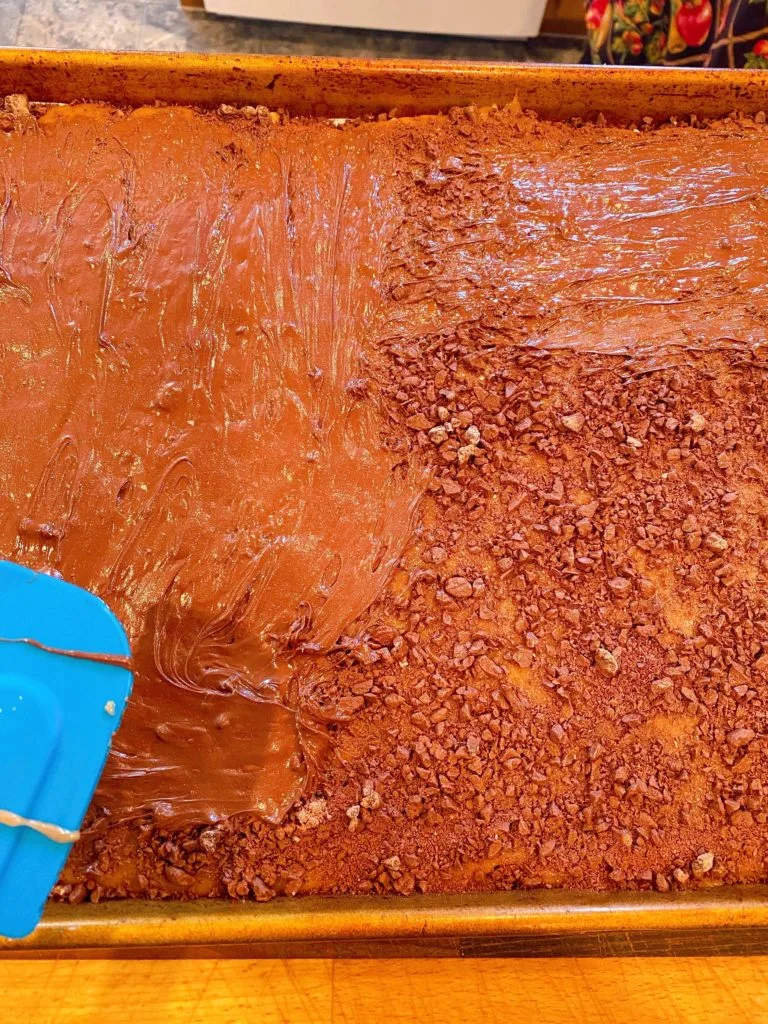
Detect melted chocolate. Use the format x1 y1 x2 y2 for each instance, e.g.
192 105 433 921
0 105 424 828
382 116 768 368
0 636 132 669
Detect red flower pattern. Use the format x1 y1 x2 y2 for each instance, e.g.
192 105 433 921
585 0 768 66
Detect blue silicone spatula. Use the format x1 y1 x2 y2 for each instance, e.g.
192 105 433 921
0 560 133 939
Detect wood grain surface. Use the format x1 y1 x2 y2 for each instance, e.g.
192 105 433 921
2 957 768 1023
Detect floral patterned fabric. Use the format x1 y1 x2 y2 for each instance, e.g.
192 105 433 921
585 1 768 67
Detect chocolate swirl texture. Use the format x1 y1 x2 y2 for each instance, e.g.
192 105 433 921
0 105 423 828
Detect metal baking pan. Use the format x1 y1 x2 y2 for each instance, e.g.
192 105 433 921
2 49 768 958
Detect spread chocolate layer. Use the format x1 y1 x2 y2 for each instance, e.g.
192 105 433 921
0 103 423 828
3 99 768 900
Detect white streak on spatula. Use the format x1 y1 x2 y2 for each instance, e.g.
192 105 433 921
0 808 80 844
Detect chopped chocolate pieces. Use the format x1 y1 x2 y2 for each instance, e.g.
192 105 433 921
726 728 756 749
512 647 534 669
607 577 631 597
477 655 504 678
691 852 715 878
704 532 728 554
444 576 474 599
406 413 432 431
687 412 707 433
595 647 620 678
561 412 585 433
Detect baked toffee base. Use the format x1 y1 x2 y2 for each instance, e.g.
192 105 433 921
2 96 768 901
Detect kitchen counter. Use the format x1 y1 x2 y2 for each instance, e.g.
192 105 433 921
2 956 768 1022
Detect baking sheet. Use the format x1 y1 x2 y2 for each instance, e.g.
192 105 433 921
1 48 768 118
1 49 768 954
5 888 768 957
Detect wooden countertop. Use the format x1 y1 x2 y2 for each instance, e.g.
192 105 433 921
2 957 768 1023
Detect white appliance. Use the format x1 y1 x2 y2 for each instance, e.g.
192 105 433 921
204 0 548 39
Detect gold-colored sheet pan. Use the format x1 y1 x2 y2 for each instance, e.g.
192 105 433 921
4 888 768 958
2 49 768 957
1 47 768 118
